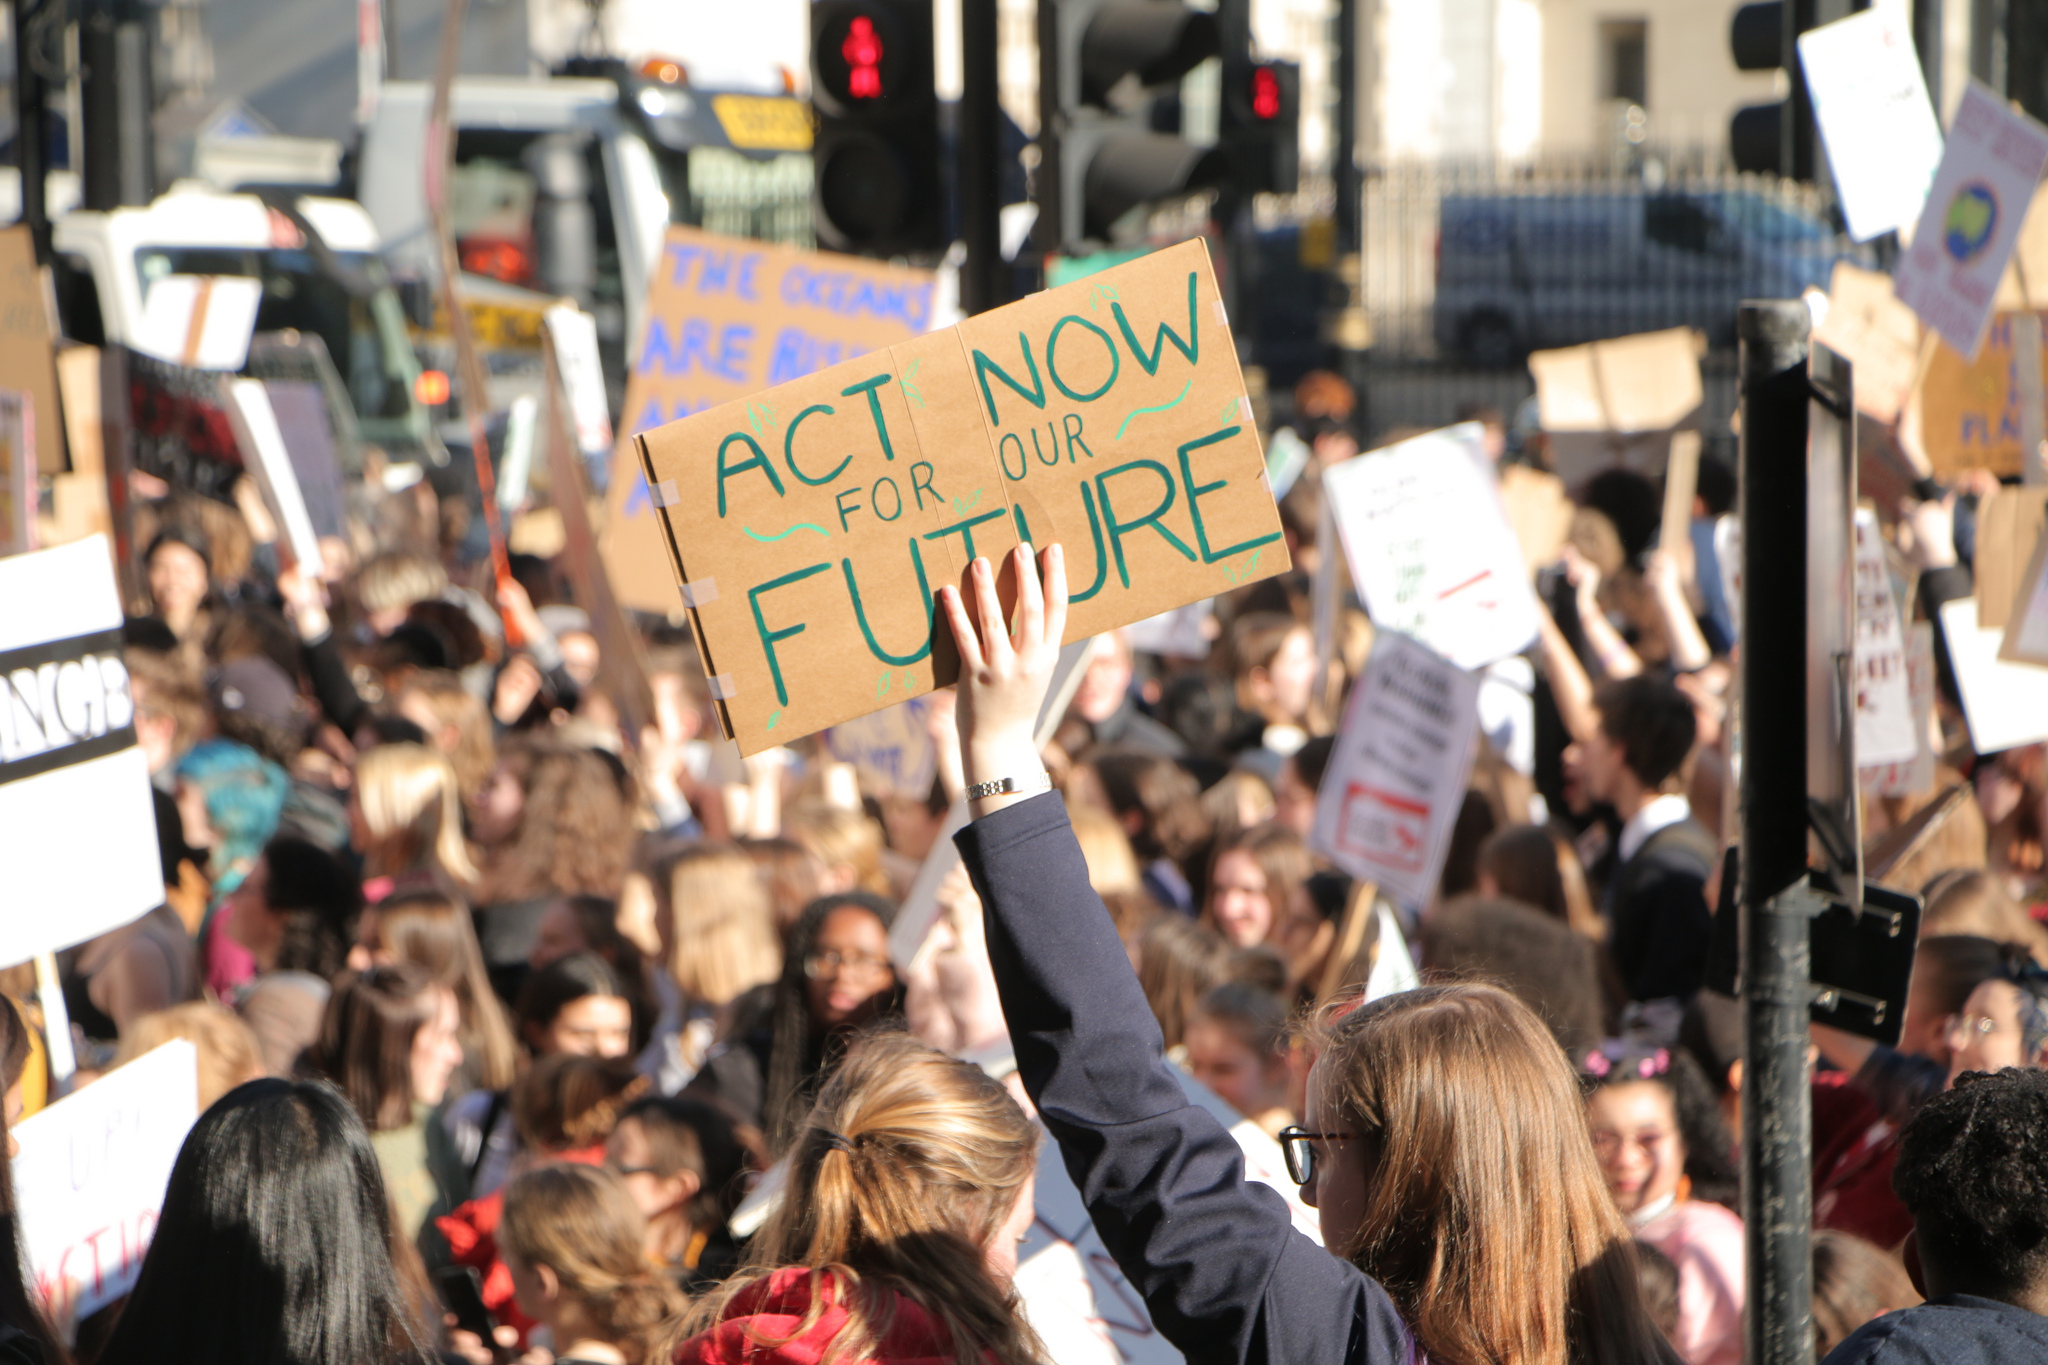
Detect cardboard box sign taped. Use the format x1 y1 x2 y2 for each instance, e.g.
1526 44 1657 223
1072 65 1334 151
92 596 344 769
635 239 1287 752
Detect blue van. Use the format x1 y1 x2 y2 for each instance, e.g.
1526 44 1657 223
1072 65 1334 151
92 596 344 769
1432 188 1869 366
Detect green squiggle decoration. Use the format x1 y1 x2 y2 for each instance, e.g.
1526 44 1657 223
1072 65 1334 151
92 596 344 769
744 523 831 543
1116 380 1193 440
766 709 784 730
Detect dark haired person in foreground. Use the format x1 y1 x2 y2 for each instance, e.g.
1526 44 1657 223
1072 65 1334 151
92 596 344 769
1821 1068 2048 1363
942 544 1678 1365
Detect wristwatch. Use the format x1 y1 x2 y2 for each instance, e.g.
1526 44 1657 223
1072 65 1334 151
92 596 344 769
964 772 1053 801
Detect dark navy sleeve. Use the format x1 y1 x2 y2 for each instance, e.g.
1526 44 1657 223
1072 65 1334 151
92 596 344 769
957 793 1413 1365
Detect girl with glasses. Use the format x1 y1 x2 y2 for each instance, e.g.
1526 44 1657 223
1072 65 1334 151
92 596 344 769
941 544 1676 1365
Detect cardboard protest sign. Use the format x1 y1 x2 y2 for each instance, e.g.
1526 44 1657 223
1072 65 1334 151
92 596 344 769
1016 1062 1316 1365
1893 82 2048 361
1939 597 2048 752
1862 622 1938 797
1496 464 1576 573
1972 486 2048 631
222 379 325 578
1998 522 2048 666
1814 264 1923 423
0 225 64 475
1914 313 2048 477
1797 6 1944 243
0 389 32 555
1310 630 1481 906
1322 424 1540 670
824 697 937 799
0 538 163 964
12 1040 198 1323
262 380 350 541
600 227 939 615
1853 510 1918 764
635 239 1285 753
1527 328 1703 433
1993 182 2048 308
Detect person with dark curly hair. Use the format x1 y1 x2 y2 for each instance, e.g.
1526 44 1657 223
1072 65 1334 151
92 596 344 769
1821 1067 2048 1362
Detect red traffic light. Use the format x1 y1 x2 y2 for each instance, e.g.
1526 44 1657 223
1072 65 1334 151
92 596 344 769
1250 65 1281 119
843 15 884 98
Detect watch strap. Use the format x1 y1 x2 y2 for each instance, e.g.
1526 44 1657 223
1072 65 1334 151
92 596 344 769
964 772 1053 801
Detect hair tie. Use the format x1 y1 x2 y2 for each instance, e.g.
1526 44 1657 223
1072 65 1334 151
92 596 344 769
1583 1050 1611 1078
820 1130 856 1153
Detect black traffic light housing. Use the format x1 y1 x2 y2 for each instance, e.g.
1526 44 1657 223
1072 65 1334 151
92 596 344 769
1728 0 1817 179
811 0 945 257
1040 0 1228 251
1220 57 1300 197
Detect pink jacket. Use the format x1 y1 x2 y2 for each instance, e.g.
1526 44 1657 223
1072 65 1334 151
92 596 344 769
1637 1198 1745 1365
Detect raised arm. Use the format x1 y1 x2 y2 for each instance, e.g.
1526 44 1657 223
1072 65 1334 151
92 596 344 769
940 546 1410 1365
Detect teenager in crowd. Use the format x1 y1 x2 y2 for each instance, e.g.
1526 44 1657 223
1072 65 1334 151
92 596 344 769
225 835 362 1074
96 1079 428 1365
606 1094 753 1291
1580 1040 1743 1365
0 997 66 1365
306 964 469 1244
113 1001 267 1109
1821 1068 2048 1362
1201 822 1315 952
687 891 903 1152
942 544 1676 1365
498 1164 686 1365
353 890 520 1095
173 737 289 997
1811 1231 1920 1359
351 743 479 900
1183 981 1295 1137
669 1031 1041 1365
644 843 783 1093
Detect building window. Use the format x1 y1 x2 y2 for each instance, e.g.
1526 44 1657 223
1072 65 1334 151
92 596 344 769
1600 20 1648 107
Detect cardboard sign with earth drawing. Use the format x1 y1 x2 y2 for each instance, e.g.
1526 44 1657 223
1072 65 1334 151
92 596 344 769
633 239 1286 753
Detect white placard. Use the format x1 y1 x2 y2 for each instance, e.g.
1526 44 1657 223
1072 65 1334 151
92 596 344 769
1015 1063 1317 1365
543 305 616 461
131 276 264 371
1863 621 1937 796
1939 597 2048 752
222 378 325 578
1893 82 2048 361
1853 510 1918 764
0 537 163 964
12 1040 200 1323
1798 7 1945 243
1309 631 1481 907
1323 423 1541 671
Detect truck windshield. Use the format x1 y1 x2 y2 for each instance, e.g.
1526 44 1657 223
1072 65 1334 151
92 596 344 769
133 246 425 451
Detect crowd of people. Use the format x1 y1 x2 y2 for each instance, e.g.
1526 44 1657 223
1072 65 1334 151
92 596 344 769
2 372 2046 1365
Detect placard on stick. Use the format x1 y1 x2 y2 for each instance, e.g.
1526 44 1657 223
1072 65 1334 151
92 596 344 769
635 240 1285 753
1913 313 2048 478
0 224 64 475
601 227 939 615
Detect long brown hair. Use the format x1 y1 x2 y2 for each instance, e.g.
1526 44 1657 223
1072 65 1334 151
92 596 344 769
1199 822 1315 943
678 1031 1042 1365
498 1165 685 1365
651 842 783 1007
0 996 70 1365
1312 983 1677 1365
475 741 636 904
308 964 447 1132
371 891 520 1090
355 743 478 885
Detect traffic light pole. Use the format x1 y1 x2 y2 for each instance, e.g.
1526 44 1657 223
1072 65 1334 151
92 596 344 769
1332 0 1365 433
10 0 52 262
959 0 1003 313
1737 299 1817 1365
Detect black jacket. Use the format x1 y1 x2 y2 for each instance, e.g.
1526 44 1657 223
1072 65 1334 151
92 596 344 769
1605 817 1716 1002
1820 1295 2048 1364
959 793 1415 1365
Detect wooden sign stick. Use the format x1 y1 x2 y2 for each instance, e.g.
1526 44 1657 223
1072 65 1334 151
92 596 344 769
1316 879 1380 1007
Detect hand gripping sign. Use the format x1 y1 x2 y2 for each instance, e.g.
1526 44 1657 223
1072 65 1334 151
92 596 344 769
634 239 1287 754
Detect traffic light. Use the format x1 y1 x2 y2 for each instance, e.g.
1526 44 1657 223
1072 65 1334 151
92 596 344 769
811 0 944 257
1220 58 1300 197
1728 0 1816 178
1041 0 1228 251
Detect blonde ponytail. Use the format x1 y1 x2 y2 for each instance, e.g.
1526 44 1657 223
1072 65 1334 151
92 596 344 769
678 1029 1043 1365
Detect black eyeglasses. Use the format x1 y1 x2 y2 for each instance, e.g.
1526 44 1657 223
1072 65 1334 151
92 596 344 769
1276 1125 1357 1186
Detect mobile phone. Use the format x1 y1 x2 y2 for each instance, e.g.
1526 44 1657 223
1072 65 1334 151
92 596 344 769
434 1265 498 1343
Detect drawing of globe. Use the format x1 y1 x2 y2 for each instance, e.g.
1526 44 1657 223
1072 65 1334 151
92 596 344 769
1944 184 1998 262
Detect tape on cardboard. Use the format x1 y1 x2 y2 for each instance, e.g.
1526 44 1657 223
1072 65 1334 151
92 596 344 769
1238 395 1253 424
647 478 681 508
707 673 738 700
1214 300 1229 327
679 578 719 609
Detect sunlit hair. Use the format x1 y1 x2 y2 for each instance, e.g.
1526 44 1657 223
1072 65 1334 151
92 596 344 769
784 800 890 897
173 739 288 880
370 891 519 1090
0 996 64 1365
678 1031 1042 1365
1067 798 1141 897
498 1165 685 1365
1310 983 1676 1365
649 842 783 1008
116 1002 266 1106
1200 821 1315 945
393 670 496 798
740 836 827 940
1136 914 1233 1049
511 1053 645 1154
1225 611 1309 719
307 964 449 1133
356 552 447 616
355 743 478 885
474 740 636 903
1478 823 1606 942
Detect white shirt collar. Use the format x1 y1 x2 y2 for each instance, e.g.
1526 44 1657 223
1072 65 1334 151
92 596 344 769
1618 793 1692 864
